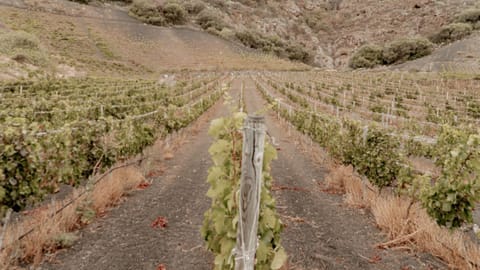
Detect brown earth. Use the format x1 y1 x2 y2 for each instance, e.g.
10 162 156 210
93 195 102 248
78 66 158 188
39 75 446 270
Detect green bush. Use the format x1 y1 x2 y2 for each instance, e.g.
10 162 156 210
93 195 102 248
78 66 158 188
162 2 187 24
382 38 433 65
0 30 48 66
235 30 313 63
184 0 205 14
235 30 265 49
196 9 225 31
129 0 187 26
68 0 91 4
348 44 383 68
285 44 312 63
421 131 480 228
454 9 480 28
129 0 165 26
304 9 330 33
429 23 473 44
340 121 402 188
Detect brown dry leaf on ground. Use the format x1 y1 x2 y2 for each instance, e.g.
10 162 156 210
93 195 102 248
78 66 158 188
136 181 152 190
163 152 174 160
272 185 308 192
151 217 168 229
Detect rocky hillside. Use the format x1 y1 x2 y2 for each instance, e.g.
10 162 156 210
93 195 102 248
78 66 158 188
0 0 479 78
0 0 304 79
125 0 479 68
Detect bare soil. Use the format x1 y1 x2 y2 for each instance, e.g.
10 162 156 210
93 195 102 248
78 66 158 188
39 76 446 270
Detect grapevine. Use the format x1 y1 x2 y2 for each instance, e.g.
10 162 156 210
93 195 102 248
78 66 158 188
201 104 286 269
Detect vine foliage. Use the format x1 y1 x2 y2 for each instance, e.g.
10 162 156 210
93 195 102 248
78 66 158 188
201 107 286 269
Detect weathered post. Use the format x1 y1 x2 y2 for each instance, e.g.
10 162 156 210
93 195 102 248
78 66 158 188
235 116 266 270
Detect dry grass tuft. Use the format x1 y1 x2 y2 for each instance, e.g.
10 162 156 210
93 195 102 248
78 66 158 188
371 195 412 241
324 165 350 193
323 165 370 208
372 194 480 269
1 189 85 265
92 166 145 214
343 173 369 208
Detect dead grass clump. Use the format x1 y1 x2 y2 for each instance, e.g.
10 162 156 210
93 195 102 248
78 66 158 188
369 192 480 269
371 195 412 241
323 165 372 208
324 165 352 193
413 208 480 269
344 173 368 208
1 190 84 265
91 166 145 214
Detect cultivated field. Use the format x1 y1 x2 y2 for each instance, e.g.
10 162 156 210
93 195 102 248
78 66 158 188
1 70 479 269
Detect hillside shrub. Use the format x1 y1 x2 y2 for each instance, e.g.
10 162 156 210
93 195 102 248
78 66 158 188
348 44 383 68
184 0 205 14
285 44 312 63
68 0 91 4
197 9 225 31
454 9 480 28
382 38 433 65
129 0 165 26
162 2 187 24
129 0 187 26
235 30 312 63
235 30 266 49
0 30 48 66
304 9 330 33
429 23 473 44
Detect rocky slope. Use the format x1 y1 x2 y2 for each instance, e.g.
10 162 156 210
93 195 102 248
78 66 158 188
193 0 478 68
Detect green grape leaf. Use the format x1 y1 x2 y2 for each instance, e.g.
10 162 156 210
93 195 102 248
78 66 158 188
271 247 287 270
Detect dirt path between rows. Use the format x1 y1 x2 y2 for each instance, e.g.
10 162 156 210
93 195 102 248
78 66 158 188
40 76 443 270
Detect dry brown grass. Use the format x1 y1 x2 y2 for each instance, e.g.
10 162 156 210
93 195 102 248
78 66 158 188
0 165 145 268
325 165 480 269
91 167 144 215
324 165 349 192
343 173 368 208
0 189 85 266
372 194 480 269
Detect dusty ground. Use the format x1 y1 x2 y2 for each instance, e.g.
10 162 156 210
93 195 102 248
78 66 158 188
39 76 446 270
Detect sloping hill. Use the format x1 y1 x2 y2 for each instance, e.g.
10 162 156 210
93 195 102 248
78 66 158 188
0 0 303 79
123 0 478 68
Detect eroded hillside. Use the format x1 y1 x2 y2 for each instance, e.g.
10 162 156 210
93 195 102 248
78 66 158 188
0 0 304 79
201 0 479 68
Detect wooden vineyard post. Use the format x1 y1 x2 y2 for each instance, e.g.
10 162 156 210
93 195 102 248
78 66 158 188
235 116 266 270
